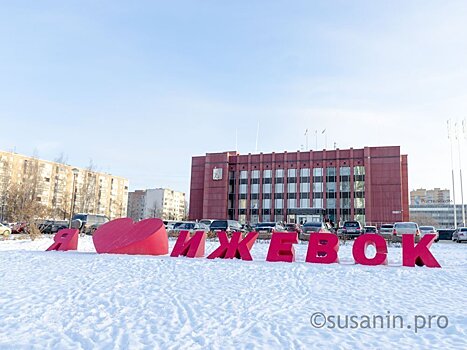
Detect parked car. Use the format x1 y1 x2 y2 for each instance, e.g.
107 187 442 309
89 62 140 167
419 226 439 242
285 223 302 235
452 227 467 243
379 224 395 239
300 222 331 240
364 225 378 234
163 220 177 230
339 221 364 238
71 213 110 235
209 220 244 234
12 222 28 234
51 220 69 234
392 222 421 243
199 219 216 227
0 223 11 237
173 222 210 233
37 220 55 234
255 222 286 239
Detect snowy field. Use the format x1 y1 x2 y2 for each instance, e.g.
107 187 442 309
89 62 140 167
0 236 466 350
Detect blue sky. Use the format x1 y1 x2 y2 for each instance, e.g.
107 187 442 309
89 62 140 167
1 1 467 197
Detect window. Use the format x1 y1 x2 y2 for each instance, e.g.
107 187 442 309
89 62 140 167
240 170 248 179
250 200 259 209
287 183 296 193
300 168 310 177
354 166 365 175
355 198 365 208
263 199 271 209
354 181 365 192
287 199 296 208
263 193 271 199
240 184 247 194
312 198 323 208
251 170 260 179
275 183 284 193
326 182 336 192
327 198 336 209
263 170 272 178
300 182 310 192
313 168 323 176
251 184 259 193
300 198 309 208
340 182 351 192
275 169 284 178
275 199 283 209
263 183 272 193
313 183 323 192
340 166 351 176
340 198 351 209
239 199 247 209
288 168 296 177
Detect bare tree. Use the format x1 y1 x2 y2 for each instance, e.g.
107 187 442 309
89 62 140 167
77 160 98 214
410 213 439 227
147 201 163 219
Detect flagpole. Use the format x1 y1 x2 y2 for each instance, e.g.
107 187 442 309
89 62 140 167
448 120 458 229
458 120 466 227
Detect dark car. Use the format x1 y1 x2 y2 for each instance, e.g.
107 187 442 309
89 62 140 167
299 222 330 240
209 220 244 233
37 220 55 234
285 223 302 235
364 225 378 234
339 221 364 238
71 213 110 235
51 220 69 234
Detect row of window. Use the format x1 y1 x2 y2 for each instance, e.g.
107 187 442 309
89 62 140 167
235 181 364 194
233 198 366 210
233 166 365 179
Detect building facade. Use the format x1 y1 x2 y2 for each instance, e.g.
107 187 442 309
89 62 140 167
189 146 409 226
410 188 450 205
410 204 466 228
127 188 186 222
0 150 129 220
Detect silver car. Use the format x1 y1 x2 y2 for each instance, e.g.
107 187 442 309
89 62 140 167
419 226 439 242
379 224 394 239
392 222 421 243
452 227 467 243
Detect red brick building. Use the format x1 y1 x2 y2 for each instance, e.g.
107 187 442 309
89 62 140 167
189 146 409 226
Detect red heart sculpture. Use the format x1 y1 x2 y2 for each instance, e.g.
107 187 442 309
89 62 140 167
93 218 168 256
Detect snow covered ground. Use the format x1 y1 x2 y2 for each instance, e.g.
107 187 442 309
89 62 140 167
0 236 465 349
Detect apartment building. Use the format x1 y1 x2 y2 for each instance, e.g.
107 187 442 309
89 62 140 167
0 150 129 220
410 188 450 205
127 188 186 222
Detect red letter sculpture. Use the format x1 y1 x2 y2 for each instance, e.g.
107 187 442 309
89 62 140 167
46 229 79 251
207 231 258 260
93 218 168 256
402 234 441 268
266 232 298 262
305 233 339 264
352 234 388 266
171 230 206 258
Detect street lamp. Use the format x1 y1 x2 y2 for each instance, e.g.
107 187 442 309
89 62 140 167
69 168 79 228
